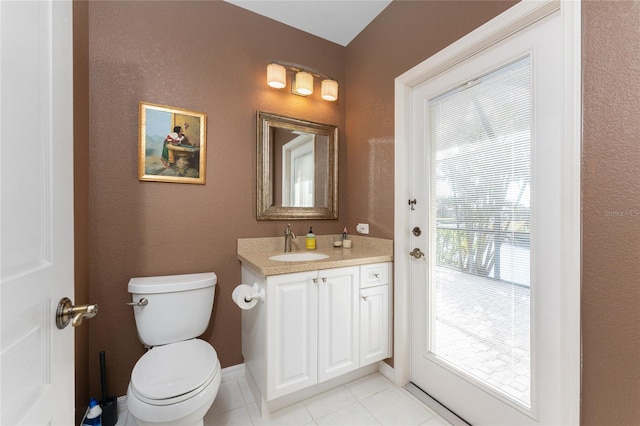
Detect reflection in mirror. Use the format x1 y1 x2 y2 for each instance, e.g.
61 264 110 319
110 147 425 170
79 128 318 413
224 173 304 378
274 128 329 208
257 111 338 220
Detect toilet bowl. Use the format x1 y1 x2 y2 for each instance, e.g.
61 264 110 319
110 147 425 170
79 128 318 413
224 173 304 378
126 273 219 426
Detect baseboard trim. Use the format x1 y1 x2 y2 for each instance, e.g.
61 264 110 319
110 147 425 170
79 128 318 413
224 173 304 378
117 395 127 419
378 360 395 383
221 363 246 382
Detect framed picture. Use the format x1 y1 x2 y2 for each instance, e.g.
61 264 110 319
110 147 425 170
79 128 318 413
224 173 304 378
138 102 207 184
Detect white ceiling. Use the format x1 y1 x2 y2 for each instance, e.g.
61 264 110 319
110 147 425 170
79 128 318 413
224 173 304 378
224 0 393 46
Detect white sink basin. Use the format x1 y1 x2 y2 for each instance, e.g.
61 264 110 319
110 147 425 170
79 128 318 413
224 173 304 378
269 253 330 262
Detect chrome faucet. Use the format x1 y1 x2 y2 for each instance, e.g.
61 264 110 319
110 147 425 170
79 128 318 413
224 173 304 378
284 224 296 252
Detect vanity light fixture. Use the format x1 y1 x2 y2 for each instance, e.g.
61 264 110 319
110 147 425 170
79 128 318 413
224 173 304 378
293 71 314 96
267 63 286 89
266 62 338 101
321 79 338 101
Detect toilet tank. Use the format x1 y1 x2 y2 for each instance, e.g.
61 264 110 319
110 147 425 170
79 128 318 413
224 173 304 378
128 272 217 347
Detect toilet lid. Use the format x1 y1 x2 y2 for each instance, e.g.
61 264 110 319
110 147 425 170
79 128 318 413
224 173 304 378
131 339 219 401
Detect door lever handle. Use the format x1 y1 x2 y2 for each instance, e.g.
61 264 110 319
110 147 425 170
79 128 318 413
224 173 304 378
56 297 98 329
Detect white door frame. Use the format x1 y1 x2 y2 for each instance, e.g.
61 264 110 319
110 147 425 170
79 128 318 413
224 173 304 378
392 0 581 424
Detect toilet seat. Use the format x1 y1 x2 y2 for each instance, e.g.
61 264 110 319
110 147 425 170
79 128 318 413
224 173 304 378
130 339 219 406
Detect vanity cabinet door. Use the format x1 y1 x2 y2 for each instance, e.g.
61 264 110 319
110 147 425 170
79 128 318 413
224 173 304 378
267 270 318 399
360 284 390 366
317 266 360 382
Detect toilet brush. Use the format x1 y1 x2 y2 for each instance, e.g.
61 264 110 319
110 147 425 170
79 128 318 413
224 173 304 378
99 351 118 426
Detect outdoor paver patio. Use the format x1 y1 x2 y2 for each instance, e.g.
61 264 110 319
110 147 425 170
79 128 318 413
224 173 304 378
432 266 531 406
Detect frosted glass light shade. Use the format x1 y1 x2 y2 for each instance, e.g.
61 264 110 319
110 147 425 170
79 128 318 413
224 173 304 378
267 63 286 88
293 71 313 96
321 79 338 101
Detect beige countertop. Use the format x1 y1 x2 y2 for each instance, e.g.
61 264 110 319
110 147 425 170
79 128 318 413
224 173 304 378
237 235 393 276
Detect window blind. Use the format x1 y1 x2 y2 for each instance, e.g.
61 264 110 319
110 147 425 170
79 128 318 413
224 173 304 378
429 55 532 407
430 55 531 283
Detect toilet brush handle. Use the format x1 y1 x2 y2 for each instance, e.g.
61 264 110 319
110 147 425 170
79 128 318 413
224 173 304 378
99 351 107 402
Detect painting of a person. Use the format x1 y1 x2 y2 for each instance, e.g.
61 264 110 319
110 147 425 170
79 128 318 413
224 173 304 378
139 102 205 183
161 125 185 168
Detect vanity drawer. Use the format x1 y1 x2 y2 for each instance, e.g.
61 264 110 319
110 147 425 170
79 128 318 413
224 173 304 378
360 262 389 288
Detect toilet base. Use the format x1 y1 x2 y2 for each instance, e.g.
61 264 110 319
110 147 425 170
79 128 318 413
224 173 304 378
127 360 221 426
133 418 204 426
133 418 203 426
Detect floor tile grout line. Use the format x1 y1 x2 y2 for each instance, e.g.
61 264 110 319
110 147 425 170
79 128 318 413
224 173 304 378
190 373 454 426
358 387 389 425
311 399 372 425
301 398 316 423
303 384 349 421
399 387 444 422
204 378 254 421
356 398 384 426
367 388 440 426
237 376 255 406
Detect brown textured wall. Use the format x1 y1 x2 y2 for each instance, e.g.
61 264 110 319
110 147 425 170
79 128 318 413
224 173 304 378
87 1 344 398
344 1 516 238
73 0 91 421
343 0 516 370
582 1 640 424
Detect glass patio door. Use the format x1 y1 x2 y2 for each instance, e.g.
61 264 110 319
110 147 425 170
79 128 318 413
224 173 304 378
410 10 565 425
431 54 532 406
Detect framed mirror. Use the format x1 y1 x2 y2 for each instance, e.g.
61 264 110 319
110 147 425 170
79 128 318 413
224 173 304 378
257 111 338 220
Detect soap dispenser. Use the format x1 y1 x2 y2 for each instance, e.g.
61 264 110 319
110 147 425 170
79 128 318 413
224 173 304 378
306 227 316 250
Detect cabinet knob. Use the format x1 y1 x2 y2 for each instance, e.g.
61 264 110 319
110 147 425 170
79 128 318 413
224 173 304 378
321 277 327 283
362 296 369 301
313 278 318 284
373 273 380 278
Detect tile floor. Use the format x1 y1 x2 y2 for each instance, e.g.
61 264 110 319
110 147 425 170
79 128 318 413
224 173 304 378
117 372 452 426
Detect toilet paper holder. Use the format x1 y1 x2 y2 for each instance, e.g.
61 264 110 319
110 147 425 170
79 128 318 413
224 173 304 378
232 283 265 310
244 283 265 303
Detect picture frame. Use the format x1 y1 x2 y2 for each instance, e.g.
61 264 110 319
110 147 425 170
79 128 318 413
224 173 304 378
138 102 207 184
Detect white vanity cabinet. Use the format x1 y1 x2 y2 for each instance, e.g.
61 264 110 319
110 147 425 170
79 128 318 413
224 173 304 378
265 266 359 399
266 270 318 399
241 261 392 410
317 266 361 383
359 263 391 365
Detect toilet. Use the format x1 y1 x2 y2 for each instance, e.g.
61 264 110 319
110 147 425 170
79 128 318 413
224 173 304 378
126 272 221 426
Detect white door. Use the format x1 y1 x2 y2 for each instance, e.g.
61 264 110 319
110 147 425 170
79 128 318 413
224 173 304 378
1 1 75 424
318 266 359 382
409 9 574 425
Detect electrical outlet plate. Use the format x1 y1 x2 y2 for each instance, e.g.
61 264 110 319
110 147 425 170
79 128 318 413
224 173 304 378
356 223 369 234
